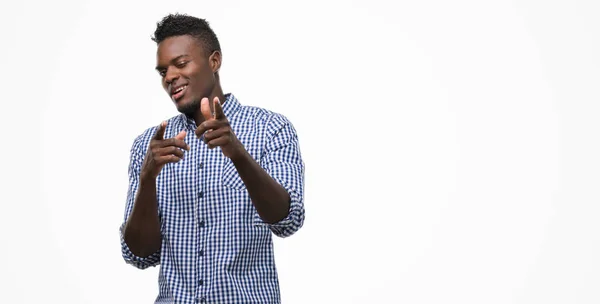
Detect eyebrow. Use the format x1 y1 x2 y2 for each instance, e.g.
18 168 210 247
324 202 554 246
155 54 190 71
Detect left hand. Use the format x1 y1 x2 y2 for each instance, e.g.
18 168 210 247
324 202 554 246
195 97 246 160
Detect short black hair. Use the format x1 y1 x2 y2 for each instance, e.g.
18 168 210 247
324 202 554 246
152 13 221 55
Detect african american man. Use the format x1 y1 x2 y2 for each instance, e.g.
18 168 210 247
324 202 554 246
119 14 305 304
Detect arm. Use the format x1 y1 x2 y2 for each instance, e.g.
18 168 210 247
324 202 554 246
196 98 305 237
250 118 305 237
231 146 291 224
120 121 189 268
120 140 161 269
122 176 162 257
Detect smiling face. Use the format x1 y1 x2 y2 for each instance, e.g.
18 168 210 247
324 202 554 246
155 35 221 117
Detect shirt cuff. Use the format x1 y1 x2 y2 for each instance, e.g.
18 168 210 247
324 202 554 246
253 178 304 236
119 223 161 269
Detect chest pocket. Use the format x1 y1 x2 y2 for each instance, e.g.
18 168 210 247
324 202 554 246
222 159 246 190
221 131 264 190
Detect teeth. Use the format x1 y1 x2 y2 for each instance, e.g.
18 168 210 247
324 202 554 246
174 85 187 93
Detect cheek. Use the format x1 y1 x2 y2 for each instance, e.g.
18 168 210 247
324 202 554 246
159 77 168 88
192 74 212 90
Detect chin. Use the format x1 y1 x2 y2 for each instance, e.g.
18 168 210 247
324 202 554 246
176 97 200 117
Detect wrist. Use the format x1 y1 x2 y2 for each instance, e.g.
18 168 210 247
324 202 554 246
140 170 157 185
230 146 251 165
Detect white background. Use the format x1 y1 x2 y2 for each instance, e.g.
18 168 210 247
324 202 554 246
1 0 599 303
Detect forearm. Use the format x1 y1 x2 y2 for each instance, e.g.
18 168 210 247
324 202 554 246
232 150 291 224
123 176 162 257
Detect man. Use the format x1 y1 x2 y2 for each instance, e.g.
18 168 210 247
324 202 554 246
119 13 305 304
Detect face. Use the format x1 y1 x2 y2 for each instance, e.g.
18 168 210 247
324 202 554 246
155 35 221 117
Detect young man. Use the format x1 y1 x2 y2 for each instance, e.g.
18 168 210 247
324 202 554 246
119 14 305 304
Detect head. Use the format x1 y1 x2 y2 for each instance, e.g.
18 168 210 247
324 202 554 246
153 14 222 117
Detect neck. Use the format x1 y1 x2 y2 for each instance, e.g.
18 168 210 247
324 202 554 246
193 85 225 126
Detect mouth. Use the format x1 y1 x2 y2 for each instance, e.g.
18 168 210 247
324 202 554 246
170 84 188 101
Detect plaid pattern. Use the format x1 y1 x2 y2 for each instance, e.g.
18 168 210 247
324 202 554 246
120 94 305 304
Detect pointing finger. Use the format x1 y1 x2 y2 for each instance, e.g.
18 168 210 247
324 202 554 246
213 97 225 120
154 121 167 140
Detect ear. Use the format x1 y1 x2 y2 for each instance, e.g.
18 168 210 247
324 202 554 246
209 51 222 74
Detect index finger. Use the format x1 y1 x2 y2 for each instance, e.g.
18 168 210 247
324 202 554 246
154 121 167 140
213 97 225 120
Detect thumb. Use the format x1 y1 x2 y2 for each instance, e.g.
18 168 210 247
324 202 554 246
174 130 187 140
154 121 167 140
201 97 213 121
174 130 190 150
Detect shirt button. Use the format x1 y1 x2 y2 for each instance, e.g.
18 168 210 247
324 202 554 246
198 162 203 169
198 191 204 199
199 279 204 285
199 249 204 256
199 220 205 228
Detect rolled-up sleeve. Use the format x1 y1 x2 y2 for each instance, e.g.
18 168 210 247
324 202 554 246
254 116 305 238
120 138 161 269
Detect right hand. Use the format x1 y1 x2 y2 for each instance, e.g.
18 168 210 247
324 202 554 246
141 121 190 180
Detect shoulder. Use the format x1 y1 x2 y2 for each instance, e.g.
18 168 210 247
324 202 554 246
234 103 295 135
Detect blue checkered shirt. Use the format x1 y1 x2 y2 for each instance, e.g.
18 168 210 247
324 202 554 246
120 94 305 304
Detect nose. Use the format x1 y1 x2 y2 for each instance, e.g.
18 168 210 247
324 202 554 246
165 67 179 85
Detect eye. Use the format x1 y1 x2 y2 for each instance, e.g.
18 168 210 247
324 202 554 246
175 61 188 68
157 69 166 77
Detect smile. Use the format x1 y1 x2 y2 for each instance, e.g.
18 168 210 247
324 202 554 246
171 85 188 101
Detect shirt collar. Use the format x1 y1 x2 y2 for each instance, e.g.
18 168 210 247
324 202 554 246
181 93 241 130
222 93 241 118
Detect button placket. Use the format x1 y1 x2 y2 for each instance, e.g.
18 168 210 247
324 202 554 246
195 142 207 301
